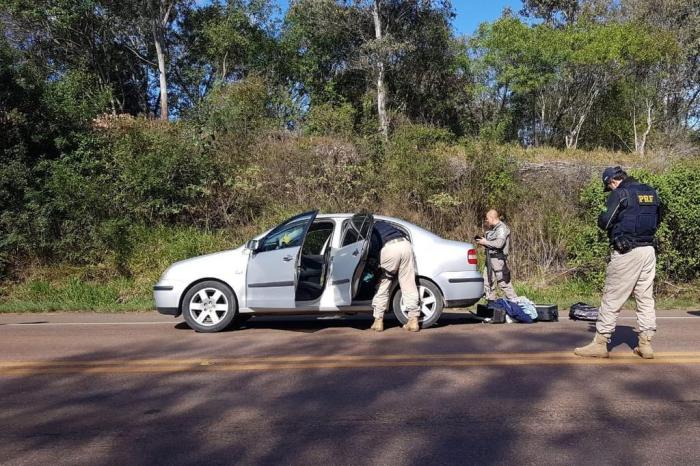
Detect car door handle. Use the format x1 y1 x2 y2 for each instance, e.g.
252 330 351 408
283 255 294 262
352 249 359 256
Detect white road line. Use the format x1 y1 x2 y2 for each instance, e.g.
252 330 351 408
0 321 175 326
0 315 697 326
619 316 698 320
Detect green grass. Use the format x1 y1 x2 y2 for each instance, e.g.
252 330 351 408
0 277 153 312
0 225 243 313
512 278 698 311
1 224 697 313
514 278 602 308
1 273 696 314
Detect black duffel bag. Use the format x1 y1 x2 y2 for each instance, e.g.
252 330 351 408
569 302 599 321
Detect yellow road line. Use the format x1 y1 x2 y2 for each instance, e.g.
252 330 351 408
1 352 700 374
3 351 700 366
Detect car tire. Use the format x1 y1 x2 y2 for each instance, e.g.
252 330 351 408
392 278 444 329
182 281 237 333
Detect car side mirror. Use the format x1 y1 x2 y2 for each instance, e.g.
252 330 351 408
246 239 260 252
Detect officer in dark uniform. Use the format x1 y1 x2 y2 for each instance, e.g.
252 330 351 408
369 222 421 332
575 166 661 359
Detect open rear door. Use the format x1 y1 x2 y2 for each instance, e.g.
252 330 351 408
329 213 373 306
245 210 318 309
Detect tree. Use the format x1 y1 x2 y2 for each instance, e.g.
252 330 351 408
282 0 461 137
520 0 580 27
472 16 676 149
151 0 175 119
1 0 149 115
177 0 279 108
104 0 193 120
371 0 389 138
618 0 700 139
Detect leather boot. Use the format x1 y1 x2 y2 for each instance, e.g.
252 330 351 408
634 331 654 359
574 332 610 358
370 318 384 332
403 317 420 332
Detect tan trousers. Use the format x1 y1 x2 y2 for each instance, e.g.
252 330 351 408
596 246 657 335
372 240 420 319
483 257 518 300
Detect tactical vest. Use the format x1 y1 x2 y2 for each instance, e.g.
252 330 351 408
374 221 404 246
612 181 660 245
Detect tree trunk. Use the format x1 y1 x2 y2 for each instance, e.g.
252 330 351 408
565 86 599 150
634 99 653 156
153 20 168 120
372 0 389 139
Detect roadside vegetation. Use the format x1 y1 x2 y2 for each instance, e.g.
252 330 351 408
1 0 698 312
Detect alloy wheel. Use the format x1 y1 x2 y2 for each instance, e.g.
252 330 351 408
188 288 229 327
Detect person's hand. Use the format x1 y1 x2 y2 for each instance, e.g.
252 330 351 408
477 238 488 246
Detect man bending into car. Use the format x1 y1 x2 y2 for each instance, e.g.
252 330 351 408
370 222 421 332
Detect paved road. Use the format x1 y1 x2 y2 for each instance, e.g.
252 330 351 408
1 309 699 465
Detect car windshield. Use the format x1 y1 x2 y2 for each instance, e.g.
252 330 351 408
259 218 310 252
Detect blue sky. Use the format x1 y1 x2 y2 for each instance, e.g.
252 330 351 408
451 0 523 35
274 1 523 36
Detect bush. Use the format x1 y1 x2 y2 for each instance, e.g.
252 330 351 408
12 119 214 266
104 119 212 223
638 162 700 281
382 124 455 207
568 162 700 284
190 76 277 144
304 102 356 137
44 69 113 132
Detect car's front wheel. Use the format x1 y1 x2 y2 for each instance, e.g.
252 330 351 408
182 281 237 333
392 278 444 328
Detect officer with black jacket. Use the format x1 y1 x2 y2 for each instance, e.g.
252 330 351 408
369 222 421 333
575 166 661 359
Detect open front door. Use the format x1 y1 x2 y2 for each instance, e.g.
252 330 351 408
329 214 374 306
245 210 318 309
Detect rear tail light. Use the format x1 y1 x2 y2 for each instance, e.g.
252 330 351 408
468 249 478 265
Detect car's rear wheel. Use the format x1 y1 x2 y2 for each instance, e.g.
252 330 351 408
392 278 443 328
182 281 237 333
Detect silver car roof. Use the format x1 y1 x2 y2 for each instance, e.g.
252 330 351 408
315 213 439 240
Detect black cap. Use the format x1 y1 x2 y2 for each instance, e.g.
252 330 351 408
602 166 623 191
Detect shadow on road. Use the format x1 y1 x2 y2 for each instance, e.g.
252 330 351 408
175 313 483 333
1 320 699 465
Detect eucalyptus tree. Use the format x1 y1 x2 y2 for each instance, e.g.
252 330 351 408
472 15 676 150
282 0 459 138
618 0 700 138
177 0 279 108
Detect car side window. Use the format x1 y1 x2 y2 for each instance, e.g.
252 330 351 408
303 225 334 255
341 223 360 247
259 222 306 252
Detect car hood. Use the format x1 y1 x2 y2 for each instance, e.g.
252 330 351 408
162 247 245 280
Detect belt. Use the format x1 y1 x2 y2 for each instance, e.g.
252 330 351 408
488 250 507 260
385 237 407 246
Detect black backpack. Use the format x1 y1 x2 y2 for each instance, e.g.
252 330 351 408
473 301 507 324
569 302 599 321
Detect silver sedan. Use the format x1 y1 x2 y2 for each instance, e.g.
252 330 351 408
154 211 484 332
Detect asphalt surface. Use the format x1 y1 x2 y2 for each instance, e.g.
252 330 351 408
1 309 699 466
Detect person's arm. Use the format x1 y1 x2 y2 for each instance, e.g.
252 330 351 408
482 227 506 250
598 189 626 231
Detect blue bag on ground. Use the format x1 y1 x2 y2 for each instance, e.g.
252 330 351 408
495 298 534 323
514 297 538 320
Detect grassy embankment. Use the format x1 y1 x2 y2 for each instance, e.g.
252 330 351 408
1 145 697 313
2 228 696 313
